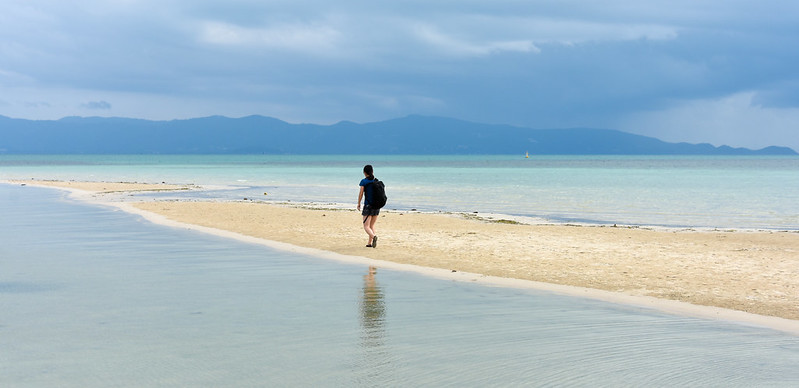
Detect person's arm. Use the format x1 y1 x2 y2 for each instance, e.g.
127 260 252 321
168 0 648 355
357 185 364 210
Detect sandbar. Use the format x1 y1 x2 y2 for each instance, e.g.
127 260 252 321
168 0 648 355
10 180 191 193
7 180 799 333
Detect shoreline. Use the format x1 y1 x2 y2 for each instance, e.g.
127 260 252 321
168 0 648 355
12 178 798 234
4 180 799 335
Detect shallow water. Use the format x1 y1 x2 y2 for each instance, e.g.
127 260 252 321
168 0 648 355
2 184 799 387
2 154 798 229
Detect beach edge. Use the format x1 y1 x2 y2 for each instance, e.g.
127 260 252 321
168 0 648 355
5 180 798 336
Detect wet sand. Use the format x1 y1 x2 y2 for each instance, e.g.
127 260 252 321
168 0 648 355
8 180 799 328
13 180 191 193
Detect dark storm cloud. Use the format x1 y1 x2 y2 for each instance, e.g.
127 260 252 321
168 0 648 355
1 0 798 148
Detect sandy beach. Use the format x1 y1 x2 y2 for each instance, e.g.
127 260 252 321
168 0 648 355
10 180 799 324
16 180 192 193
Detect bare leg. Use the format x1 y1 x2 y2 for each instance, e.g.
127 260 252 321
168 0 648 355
369 216 378 238
363 215 375 245
369 216 378 247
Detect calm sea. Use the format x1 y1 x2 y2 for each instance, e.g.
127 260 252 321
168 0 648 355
2 154 798 229
2 184 799 387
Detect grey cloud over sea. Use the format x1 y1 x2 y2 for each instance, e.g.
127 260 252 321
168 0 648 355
1 0 798 149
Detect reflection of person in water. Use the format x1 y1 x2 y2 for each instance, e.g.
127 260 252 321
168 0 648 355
360 266 385 335
356 266 393 383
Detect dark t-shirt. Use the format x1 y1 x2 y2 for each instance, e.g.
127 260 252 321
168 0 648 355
360 177 375 205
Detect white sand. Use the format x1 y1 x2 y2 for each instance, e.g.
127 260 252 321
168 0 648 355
7 180 799 335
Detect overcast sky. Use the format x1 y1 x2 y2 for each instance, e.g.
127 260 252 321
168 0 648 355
2 0 798 150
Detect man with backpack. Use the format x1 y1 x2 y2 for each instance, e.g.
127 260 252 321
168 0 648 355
357 164 387 248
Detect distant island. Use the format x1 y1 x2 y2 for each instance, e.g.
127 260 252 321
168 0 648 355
0 114 796 155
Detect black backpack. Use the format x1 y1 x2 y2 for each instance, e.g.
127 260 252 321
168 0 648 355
369 179 388 209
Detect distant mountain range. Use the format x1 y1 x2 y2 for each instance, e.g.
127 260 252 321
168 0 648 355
0 114 795 155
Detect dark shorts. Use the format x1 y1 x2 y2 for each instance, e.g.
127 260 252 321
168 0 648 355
362 204 380 217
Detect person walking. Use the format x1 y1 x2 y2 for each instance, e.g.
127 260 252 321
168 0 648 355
357 164 379 248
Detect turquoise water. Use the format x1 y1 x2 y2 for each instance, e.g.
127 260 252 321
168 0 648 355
2 154 799 229
2 184 799 387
